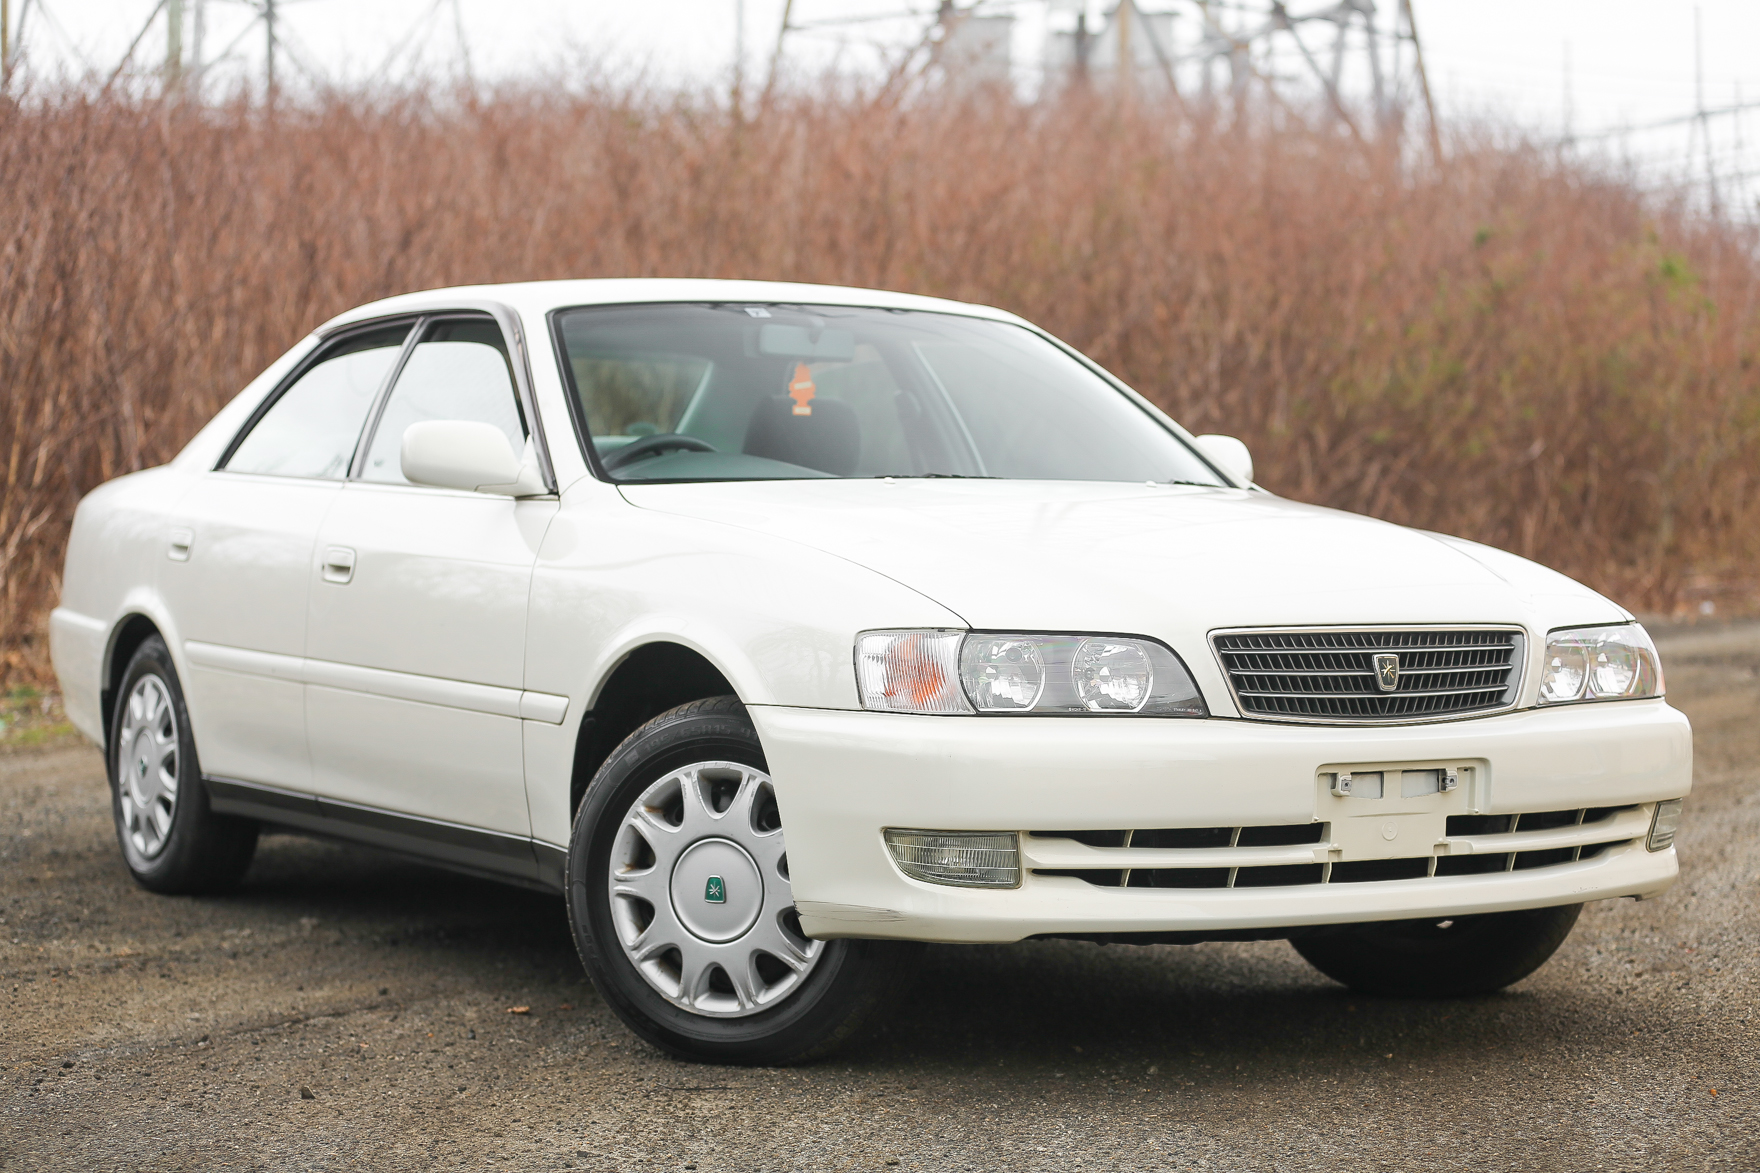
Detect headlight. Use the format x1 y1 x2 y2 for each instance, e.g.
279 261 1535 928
961 637 1046 710
857 630 1206 716
1537 624 1664 704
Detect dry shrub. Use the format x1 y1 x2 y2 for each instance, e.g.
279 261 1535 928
2 84 1758 684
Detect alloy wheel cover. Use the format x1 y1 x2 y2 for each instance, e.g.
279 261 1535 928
607 761 823 1018
118 674 180 859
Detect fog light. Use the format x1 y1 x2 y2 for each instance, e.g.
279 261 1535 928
884 829 1020 888
1647 799 1684 852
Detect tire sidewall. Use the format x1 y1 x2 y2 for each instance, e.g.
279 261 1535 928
566 700 875 1063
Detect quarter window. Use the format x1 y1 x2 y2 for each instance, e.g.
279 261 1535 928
224 324 410 479
359 318 526 485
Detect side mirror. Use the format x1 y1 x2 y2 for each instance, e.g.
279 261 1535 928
1194 434 1254 485
401 420 545 496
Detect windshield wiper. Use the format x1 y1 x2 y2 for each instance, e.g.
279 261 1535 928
876 473 999 479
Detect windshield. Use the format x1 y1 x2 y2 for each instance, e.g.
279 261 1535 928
552 303 1226 486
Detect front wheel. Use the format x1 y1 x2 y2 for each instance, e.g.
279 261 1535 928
1292 904 1583 997
567 696 913 1064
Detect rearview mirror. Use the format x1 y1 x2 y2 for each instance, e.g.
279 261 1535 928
758 324 857 361
1194 434 1254 485
401 420 545 496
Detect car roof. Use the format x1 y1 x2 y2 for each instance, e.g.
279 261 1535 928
315 278 1031 334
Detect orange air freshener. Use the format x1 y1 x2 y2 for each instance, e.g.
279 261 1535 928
787 363 816 416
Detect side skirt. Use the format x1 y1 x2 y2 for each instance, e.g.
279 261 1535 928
205 775 568 895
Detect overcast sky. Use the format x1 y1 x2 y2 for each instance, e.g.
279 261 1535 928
15 1 1760 205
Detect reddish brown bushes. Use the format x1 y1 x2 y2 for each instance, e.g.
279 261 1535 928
2 87 1757 684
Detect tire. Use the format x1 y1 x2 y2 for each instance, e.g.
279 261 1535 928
108 634 258 894
567 696 915 1065
1292 904 1583 997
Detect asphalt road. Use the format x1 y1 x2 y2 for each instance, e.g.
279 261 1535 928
3 624 1757 1172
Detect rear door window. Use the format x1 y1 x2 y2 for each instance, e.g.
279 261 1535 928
225 324 411 479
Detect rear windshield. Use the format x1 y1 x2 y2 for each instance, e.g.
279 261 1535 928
551 303 1226 486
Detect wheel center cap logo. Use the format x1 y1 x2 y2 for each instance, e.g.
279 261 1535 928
704 875 726 904
137 758 148 777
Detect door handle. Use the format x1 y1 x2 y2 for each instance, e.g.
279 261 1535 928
321 546 356 584
167 527 193 562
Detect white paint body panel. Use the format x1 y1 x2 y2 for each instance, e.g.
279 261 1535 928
303 483 555 835
49 278 1692 945
158 472 338 789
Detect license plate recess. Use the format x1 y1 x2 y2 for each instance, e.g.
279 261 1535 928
1314 758 1488 863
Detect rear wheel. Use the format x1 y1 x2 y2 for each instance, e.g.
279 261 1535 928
1292 904 1583 997
567 696 913 1064
109 635 258 894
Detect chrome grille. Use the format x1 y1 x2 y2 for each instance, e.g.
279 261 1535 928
1212 627 1524 723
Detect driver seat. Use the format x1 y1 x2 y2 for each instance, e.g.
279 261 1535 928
742 395 861 476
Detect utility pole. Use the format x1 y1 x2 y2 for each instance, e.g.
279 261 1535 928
450 0 472 82
733 0 745 118
761 0 794 109
265 0 277 103
1402 0 1443 166
1695 5 1716 212
1116 0 1133 102
1073 9 1091 88
1 0 11 88
1561 39 1575 146
191 0 205 95
165 0 183 91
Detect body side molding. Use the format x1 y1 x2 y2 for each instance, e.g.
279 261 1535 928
184 641 568 724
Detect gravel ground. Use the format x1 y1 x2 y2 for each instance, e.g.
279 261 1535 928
2 624 1756 1172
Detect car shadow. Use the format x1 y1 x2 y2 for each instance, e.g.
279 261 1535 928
212 832 1646 1083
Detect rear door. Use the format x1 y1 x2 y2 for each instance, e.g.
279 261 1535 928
303 315 557 852
161 322 410 791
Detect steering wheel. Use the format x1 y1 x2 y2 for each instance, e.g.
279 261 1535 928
600 433 717 471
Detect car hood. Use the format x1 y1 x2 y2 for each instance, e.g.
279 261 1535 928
618 479 1626 640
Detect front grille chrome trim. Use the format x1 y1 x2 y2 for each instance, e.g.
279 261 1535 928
1211 624 1527 725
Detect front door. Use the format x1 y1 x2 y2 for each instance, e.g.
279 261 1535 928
302 316 555 844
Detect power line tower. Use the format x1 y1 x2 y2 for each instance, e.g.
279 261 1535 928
1050 1 1442 160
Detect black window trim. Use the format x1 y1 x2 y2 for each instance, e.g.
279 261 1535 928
220 299 560 493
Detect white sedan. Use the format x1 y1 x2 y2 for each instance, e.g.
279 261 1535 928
51 279 1691 1063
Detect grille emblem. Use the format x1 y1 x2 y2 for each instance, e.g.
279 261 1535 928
704 875 726 904
1373 653 1400 692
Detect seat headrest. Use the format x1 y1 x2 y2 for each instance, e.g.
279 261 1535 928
742 395 861 476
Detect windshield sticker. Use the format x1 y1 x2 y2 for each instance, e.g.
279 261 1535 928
744 306 772 317
788 363 816 416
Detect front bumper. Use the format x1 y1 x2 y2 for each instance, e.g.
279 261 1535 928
750 699 1692 943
